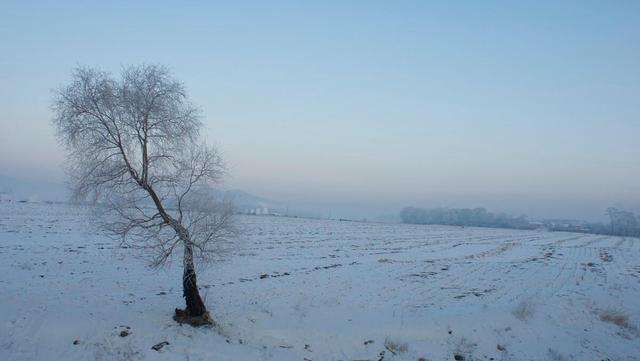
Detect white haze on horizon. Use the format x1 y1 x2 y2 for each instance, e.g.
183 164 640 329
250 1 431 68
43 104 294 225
1 2 639 222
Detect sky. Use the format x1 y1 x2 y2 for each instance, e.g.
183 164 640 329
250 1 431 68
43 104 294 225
1 1 639 220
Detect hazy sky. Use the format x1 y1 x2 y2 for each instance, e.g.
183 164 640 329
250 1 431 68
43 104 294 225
1 1 639 220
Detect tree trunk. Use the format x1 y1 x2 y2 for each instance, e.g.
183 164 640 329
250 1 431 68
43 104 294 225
182 242 207 317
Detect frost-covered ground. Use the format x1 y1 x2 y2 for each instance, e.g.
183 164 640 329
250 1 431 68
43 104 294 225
1 202 639 361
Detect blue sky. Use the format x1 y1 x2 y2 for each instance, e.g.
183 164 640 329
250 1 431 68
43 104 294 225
1 1 639 220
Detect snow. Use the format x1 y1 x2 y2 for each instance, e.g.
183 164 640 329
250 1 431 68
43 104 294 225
1 202 639 360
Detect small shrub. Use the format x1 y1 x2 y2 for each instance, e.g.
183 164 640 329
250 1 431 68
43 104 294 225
512 300 535 321
384 338 408 354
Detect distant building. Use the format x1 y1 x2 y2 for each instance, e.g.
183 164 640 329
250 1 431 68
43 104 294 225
247 205 270 215
528 221 545 229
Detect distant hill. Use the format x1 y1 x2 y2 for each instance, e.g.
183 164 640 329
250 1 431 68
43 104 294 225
0 175 392 220
0 174 284 213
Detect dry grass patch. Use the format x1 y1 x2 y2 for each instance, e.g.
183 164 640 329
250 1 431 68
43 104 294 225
599 309 630 329
384 338 408 354
597 308 640 339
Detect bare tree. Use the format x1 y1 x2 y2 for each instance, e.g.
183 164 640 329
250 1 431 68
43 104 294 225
52 64 234 325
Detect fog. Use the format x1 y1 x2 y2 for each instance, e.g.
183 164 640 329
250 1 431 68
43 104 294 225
2 1 639 221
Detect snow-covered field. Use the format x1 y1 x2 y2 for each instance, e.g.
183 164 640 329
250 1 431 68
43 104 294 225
1 202 639 361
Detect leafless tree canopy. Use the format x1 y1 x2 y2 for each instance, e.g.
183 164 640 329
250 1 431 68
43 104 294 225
52 65 234 268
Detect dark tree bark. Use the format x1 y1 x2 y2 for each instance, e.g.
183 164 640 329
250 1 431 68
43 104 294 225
182 243 207 317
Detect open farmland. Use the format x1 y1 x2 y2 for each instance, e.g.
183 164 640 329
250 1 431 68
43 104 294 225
1 202 639 360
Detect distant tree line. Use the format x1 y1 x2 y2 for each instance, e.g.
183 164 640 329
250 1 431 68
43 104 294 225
399 206 534 230
401 206 640 238
605 207 640 236
548 207 640 237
